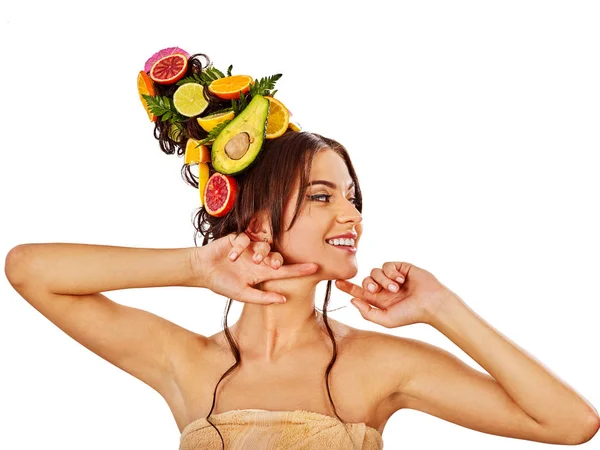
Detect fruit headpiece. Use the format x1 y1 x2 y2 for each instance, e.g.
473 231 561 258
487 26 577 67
137 47 301 217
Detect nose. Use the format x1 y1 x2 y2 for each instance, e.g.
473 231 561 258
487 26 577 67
337 198 362 225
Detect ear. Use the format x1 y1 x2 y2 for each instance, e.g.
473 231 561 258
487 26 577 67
245 209 272 243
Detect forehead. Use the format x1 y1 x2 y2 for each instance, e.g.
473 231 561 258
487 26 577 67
309 149 353 187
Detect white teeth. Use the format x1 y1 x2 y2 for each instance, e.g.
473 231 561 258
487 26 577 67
326 238 355 247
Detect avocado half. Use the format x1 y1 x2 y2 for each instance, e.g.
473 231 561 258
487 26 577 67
211 95 270 175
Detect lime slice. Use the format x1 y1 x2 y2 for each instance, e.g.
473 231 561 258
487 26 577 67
173 83 209 117
168 122 185 141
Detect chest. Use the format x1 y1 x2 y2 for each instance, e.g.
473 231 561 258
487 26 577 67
167 332 396 434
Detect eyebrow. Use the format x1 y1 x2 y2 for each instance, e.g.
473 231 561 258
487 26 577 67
309 180 355 191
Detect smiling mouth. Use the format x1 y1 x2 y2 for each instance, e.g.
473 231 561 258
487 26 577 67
326 242 357 252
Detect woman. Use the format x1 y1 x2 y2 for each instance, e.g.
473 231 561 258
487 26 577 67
5 51 599 449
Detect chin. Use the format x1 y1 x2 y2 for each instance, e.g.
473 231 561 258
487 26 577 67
328 265 358 281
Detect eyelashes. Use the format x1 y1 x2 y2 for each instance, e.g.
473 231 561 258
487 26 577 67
308 194 358 205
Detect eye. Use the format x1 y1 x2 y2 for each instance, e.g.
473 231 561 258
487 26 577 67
308 194 331 202
308 194 358 205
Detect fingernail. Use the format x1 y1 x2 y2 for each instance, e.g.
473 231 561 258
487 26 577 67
396 276 405 283
254 254 262 262
388 283 399 292
368 283 376 292
229 252 237 260
280 296 287 303
275 260 281 268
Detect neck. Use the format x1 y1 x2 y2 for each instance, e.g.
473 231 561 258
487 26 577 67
230 276 327 362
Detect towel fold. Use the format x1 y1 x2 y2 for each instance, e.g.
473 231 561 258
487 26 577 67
179 409 384 449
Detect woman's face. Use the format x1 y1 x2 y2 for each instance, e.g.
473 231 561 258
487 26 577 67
277 148 363 280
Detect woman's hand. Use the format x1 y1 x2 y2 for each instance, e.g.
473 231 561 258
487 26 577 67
334 262 454 328
193 232 319 305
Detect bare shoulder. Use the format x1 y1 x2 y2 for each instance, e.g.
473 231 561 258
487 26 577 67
343 328 423 397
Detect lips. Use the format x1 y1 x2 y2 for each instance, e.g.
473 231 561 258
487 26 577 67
326 241 357 254
326 232 358 240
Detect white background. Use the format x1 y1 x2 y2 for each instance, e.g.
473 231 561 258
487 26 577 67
1 1 599 448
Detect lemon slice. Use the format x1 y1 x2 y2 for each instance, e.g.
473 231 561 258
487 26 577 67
198 162 210 206
288 121 302 132
173 83 209 117
197 110 235 132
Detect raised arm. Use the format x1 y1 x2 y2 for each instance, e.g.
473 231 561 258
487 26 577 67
5 243 199 294
4 243 204 401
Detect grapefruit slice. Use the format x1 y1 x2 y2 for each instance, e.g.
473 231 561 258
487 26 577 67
150 54 188 85
185 138 211 165
137 70 156 122
204 173 237 217
198 162 210 207
144 47 189 73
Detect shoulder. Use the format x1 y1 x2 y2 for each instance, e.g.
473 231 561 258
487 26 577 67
344 328 424 395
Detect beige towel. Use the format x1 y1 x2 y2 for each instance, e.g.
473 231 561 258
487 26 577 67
179 409 384 450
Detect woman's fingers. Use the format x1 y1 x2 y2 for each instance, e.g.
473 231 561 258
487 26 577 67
370 267 401 293
335 279 379 305
240 285 288 305
227 232 284 270
259 261 319 281
250 241 272 264
228 232 251 261
262 252 283 270
362 276 382 294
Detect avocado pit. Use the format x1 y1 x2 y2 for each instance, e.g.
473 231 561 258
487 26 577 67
224 132 250 160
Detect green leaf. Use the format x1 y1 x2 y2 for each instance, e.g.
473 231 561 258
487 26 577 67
227 65 233 76
176 74 202 86
198 119 232 145
249 73 282 97
238 91 248 110
141 94 187 122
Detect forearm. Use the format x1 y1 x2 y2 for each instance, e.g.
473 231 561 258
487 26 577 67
6 243 201 294
427 294 598 433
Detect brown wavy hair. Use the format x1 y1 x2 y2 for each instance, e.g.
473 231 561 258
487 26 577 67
154 80 364 446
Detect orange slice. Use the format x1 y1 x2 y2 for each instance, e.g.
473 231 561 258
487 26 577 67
150 54 188 85
185 138 211 164
208 75 253 100
265 97 290 139
137 71 156 122
198 162 210 207
196 110 236 132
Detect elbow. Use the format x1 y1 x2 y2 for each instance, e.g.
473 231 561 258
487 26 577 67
564 413 600 445
5 245 32 288
577 413 600 445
